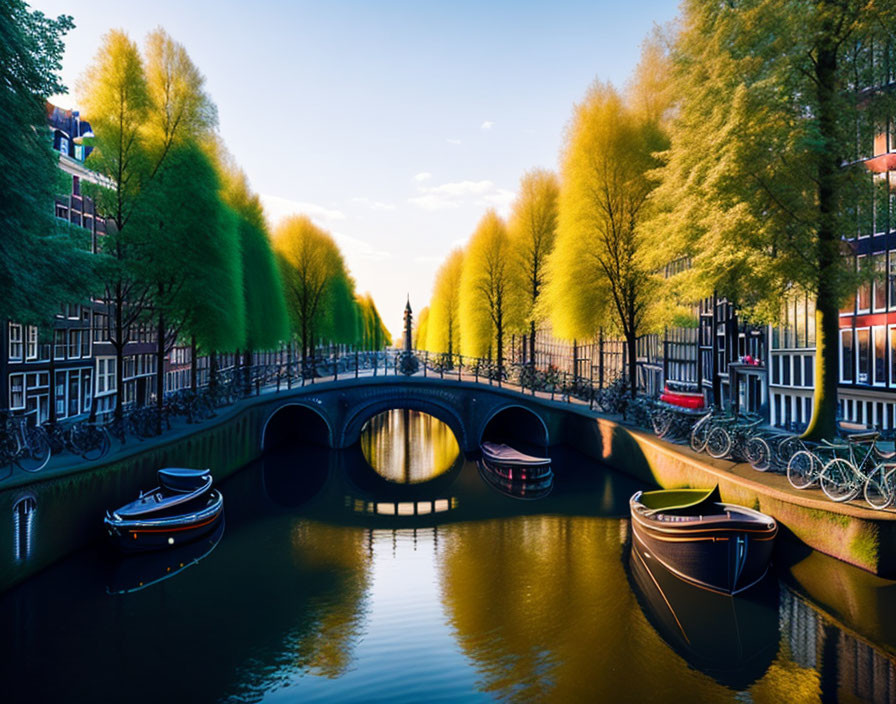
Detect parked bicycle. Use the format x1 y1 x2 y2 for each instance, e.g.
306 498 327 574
0 410 51 473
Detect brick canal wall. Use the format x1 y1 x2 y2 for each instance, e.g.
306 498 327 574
2 379 895 593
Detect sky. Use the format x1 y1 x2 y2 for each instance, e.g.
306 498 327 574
34 0 681 337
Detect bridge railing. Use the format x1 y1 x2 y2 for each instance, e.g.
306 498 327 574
4 348 651 474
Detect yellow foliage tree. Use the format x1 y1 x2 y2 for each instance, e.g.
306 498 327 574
507 169 559 364
459 210 524 367
273 215 345 362
413 307 429 350
542 81 664 395
425 248 464 356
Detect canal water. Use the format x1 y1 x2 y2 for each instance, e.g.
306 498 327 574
1 410 895 703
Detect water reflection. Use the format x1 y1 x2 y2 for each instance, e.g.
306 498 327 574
360 409 460 483
626 541 779 689
2 433 896 702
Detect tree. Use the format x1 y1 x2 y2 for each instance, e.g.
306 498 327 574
80 30 152 420
507 169 559 365
356 294 390 350
274 215 345 364
543 82 664 396
414 307 430 350
142 27 217 177
458 210 524 369
218 160 288 359
0 0 95 323
650 0 896 438
425 248 464 357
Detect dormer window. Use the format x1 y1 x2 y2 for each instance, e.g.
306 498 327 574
58 136 69 156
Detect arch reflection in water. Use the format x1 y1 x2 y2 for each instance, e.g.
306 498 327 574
360 408 460 484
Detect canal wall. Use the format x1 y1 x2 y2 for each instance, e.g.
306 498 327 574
2 375 896 592
559 411 896 578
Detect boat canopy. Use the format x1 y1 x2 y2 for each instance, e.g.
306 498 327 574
638 485 722 514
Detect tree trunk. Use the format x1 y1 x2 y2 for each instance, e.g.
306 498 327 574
191 336 198 392
626 332 638 398
802 31 840 441
209 351 218 391
243 348 252 395
156 312 165 435
114 292 125 423
530 320 536 369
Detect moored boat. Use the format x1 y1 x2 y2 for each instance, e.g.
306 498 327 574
478 461 553 500
105 468 224 552
629 486 777 596
480 441 552 481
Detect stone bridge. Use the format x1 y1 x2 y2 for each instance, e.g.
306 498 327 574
258 375 562 454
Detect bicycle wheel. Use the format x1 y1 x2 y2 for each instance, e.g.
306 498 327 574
864 466 895 510
690 418 710 453
706 427 733 459
819 458 861 502
745 437 772 471
787 450 819 489
19 427 51 472
80 426 111 461
651 410 673 439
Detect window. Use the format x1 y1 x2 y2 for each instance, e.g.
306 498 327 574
889 251 896 308
68 330 81 359
874 325 887 385
782 355 791 385
54 330 67 360
24 327 37 361
875 173 889 235
858 256 871 312
81 370 92 413
804 355 813 388
9 373 24 410
58 136 69 155
857 328 871 384
8 324 22 361
96 358 116 395
874 252 887 311
841 330 855 382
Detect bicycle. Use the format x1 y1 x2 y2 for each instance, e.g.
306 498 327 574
69 419 111 461
817 432 892 503
0 410 51 473
864 462 896 510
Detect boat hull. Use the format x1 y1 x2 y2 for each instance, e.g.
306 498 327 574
478 461 553 500
105 490 224 553
630 493 776 596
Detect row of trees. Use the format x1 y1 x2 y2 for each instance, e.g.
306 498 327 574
3 4 389 423
420 0 896 439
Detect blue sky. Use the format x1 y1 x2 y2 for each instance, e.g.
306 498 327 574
35 0 681 335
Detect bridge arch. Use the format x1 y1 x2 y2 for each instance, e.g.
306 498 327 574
340 397 469 452
478 404 549 450
262 402 334 451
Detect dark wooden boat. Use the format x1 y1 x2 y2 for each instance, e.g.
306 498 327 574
627 540 779 689
478 461 553 500
480 441 552 481
105 468 223 552
107 518 225 594
629 486 777 595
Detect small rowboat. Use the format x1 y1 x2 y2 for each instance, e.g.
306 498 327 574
629 486 777 596
480 441 552 480
105 468 224 552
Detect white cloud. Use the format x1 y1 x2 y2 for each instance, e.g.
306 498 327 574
413 172 432 182
350 196 396 211
259 193 346 229
332 231 392 263
408 179 515 214
446 137 462 145
480 120 494 130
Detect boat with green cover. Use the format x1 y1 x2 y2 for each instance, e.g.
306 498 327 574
629 486 777 596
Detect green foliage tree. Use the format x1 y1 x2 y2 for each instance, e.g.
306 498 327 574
0 1 95 323
425 248 464 357
80 29 152 419
543 81 665 396
459 210 524 368
651 0 896 438
356 294 390 350
274 215 346 364
507 169 559 365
